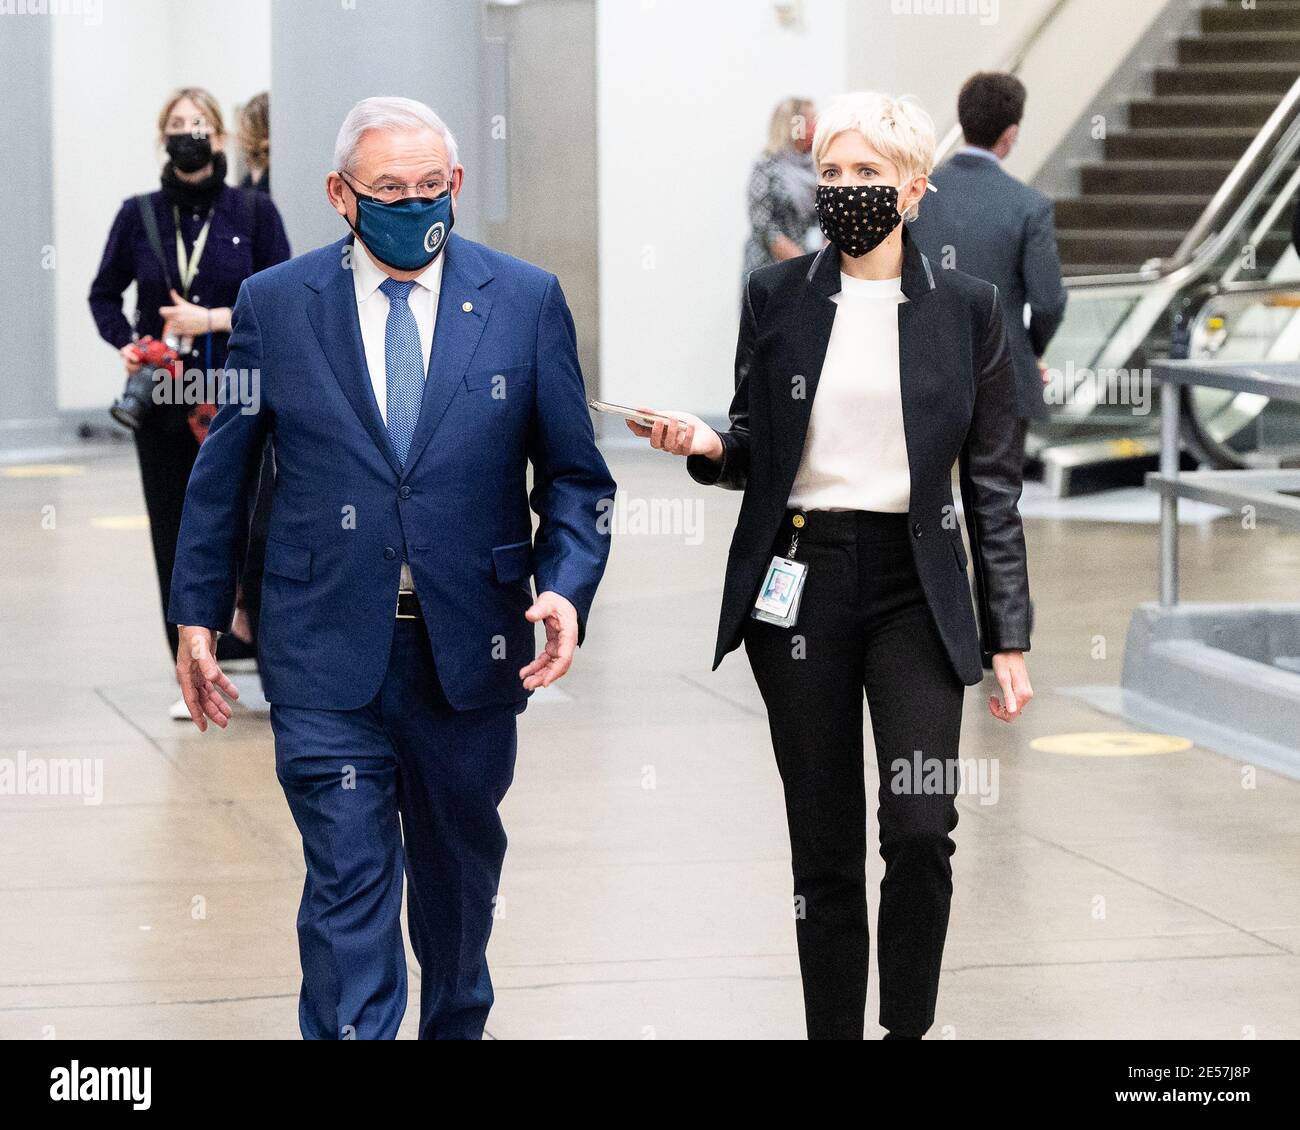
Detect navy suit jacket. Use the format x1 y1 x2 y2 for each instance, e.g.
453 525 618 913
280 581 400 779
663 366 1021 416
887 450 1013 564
909 151 1067 422
168 233 616 712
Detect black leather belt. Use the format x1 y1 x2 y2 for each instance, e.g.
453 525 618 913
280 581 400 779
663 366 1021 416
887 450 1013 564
396 590 422 620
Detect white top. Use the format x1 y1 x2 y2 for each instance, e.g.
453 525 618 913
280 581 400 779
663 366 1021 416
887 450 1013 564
787 272 911 513
351 241 444 425
351 242 445 592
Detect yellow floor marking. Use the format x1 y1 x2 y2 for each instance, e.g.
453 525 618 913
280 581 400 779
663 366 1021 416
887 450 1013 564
1 464 85 478
1030 732 1193 757
91 515 150 531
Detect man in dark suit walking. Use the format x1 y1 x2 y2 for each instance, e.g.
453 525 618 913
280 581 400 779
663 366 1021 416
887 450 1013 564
910 72 1067 455
168 96 615 1039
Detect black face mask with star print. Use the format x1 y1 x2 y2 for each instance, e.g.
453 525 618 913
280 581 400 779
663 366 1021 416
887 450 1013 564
815 182 903 257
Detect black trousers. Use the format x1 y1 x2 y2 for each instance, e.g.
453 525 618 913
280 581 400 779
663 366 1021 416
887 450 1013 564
133 419 268 662
133 420 200 659
743 510 966 1040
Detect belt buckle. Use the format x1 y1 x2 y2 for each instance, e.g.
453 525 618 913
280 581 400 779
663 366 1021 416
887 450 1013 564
395 589 418 620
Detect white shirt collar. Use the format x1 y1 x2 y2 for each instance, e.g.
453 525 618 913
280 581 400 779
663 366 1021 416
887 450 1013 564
351 237 446 302
956 144 1001 165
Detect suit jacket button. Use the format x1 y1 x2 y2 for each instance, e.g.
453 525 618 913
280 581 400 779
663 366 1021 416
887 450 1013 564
399 486 412 499
384 546 397 560
912 522 923 538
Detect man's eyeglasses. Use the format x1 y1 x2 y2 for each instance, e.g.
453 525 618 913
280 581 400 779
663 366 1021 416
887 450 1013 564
340 171 450 203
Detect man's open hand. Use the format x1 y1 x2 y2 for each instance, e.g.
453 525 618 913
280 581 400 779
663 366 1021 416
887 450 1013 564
176 625 239 731
519 591 578 690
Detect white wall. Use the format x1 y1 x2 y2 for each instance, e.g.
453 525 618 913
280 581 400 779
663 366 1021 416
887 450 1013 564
53 0 271 412
847 0 1056 162
596 0 849 421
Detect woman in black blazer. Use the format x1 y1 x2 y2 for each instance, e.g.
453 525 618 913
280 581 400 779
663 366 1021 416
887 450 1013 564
629 92 1033 1040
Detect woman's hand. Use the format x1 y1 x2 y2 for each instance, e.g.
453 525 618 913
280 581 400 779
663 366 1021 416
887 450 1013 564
160 289 230 337
989 651 1033 723
119 343 143 375
625 409 724 462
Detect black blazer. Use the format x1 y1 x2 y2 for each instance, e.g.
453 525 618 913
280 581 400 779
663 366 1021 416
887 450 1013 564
688 230 1031 685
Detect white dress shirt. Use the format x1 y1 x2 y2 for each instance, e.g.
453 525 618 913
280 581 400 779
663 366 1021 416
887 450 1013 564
351 243 445 591
787 272 911 513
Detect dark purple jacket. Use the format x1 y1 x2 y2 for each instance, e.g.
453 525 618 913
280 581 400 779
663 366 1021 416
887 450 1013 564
89 184 291 371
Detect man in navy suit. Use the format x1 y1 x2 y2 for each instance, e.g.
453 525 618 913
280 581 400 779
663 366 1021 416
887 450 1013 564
909 72 1067 456
168 96 615 1039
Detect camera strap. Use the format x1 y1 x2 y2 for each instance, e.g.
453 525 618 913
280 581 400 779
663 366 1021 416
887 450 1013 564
133 194 174 292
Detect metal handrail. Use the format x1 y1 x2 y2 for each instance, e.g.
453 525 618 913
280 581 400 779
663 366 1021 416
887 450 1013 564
1150 360 1300 606
932 0 1072 166
1172 277 1300 469
1044 77 1300 399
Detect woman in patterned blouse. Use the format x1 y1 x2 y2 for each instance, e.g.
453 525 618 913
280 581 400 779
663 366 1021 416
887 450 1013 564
743 97 820 284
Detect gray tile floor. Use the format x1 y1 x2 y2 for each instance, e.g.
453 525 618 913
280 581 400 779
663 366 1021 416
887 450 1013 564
1 441 1297 1039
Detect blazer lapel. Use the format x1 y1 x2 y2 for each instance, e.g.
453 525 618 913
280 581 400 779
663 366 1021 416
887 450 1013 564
400 235 493 480
779 244 840 479
304 238 402 477
897 230 940 501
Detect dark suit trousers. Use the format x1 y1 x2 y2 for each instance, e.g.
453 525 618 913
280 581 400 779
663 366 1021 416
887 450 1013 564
271 619 519 1040
743 510 966 1039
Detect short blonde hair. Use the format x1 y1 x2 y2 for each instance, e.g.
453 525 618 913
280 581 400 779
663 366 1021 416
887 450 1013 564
812 92 936 217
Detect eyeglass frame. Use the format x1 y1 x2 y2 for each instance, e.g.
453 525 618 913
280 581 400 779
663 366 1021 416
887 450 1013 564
338 169 454 204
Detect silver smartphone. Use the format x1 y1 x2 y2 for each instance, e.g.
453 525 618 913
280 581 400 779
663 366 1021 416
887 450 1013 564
588 399 665 427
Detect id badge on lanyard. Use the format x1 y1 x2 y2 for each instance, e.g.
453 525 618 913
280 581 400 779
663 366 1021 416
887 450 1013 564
173 206 214 299
173 206 214 351
751 513 809 629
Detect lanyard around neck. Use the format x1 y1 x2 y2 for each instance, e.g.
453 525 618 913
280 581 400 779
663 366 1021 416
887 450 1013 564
173 206 214 299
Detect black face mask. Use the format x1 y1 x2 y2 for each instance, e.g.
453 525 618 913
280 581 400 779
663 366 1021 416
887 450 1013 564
815 183 903 257
166 133 214 174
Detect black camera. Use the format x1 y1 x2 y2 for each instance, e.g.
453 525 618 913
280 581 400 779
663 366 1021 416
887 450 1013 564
110 336 181 430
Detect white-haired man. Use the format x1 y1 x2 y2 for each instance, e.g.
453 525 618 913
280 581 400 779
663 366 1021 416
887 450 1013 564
168 96 616 1039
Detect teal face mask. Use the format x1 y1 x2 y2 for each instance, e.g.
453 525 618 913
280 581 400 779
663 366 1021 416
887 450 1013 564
341 174 454 271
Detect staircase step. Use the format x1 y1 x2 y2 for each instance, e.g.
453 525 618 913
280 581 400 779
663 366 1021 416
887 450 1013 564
1129 94 1281 128
1057 229 1186 264
1059 227 1292 267
1104 127 1258 160
1061 262 1151 278
1203 5 1300 32
1153 63 1300 96
1081 160 1244 194
1054 194 1213 228
1179 31 1300 65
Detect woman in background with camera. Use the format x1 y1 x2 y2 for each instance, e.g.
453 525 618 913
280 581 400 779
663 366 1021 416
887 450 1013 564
89 87 290 715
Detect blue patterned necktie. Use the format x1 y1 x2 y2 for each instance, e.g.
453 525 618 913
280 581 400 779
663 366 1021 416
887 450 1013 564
379 276 424 466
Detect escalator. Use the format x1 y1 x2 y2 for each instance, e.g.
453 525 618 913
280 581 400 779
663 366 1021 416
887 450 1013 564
1020 1 1300 493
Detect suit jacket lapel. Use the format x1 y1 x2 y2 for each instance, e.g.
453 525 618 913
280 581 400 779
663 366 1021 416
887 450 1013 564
400 235 493 480
304 237 402 477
